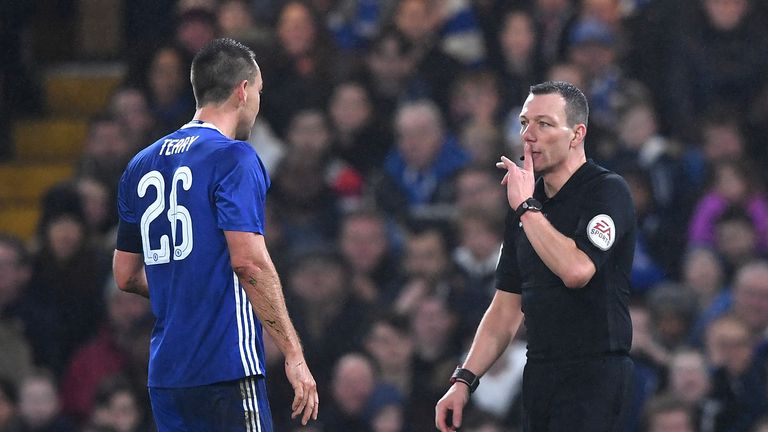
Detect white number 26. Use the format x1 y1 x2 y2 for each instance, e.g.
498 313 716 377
138 167 194 265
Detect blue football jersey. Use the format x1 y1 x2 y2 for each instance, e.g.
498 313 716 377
117 121 268 388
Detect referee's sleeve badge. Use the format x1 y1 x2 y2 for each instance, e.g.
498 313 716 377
587 214 616 251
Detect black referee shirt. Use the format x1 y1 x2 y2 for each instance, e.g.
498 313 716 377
496 160 635 363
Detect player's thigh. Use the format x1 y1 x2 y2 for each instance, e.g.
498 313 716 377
548 356 634 432
149 376 273 432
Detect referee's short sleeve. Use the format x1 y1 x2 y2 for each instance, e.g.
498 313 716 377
496 209 522 293
572 174 635 271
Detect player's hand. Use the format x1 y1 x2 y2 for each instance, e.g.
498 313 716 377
496 143 535 210
435 383 470 431
285 356 318 425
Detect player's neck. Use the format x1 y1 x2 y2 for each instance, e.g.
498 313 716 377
192 107 238 139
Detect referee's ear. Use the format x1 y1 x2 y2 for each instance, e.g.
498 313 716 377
570 123 587 148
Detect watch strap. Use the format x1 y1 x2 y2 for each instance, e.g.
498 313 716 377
450 366 480 393
515 197 542 218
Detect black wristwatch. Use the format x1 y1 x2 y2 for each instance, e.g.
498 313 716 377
515 197 542 218
450 366 480 393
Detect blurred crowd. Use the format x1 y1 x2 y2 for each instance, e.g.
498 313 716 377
1 0 768 431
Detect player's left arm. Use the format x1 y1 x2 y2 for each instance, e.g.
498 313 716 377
113 250 149 298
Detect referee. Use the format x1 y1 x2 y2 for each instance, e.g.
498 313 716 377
436 81 635 432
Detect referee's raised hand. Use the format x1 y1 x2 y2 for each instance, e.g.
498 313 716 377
496 142 535 211
286 356 319 425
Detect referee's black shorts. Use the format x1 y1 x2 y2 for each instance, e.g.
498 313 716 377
522 355 633 432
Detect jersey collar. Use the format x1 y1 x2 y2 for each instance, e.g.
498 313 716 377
181 120 225 136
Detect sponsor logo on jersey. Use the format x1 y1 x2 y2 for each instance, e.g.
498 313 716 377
587 214 615 251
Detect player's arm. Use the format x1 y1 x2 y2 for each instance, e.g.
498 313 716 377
436 290 523 431
224 230 318 424
113 250 149 298
519 211 596 288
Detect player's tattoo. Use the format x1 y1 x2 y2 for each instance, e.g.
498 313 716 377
248 275 257 286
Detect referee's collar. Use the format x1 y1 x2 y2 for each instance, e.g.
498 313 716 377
534 160 603 203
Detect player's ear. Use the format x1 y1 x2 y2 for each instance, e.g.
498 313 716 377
236 80 248 105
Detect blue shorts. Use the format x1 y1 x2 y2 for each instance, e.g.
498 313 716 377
149 375 273 432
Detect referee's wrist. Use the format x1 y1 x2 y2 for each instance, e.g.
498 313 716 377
450 366 480 393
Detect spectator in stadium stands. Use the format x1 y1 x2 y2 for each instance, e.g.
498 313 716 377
613 98 692 249
59 279 151 424
449 70 504 132
338 208 402 306
452 209 504 329
75 114 135 201
24 183 110 376
143 45 196 135
566 18 648 136
392 225 463 317
269 109 353 250
391 0 465 111
0 377 21 431
74 177 115 252
705 314 768 431
665 0 768 140
728 261 768 341
366 385 406 432
0 234 34 386
409 295 462 404
665 348 719 432
174 7 219 60
284 248 370 402
361 29 418 126
216 0 268 51
17 370 75 432
490 9 543 110
328 80 393 176
621 167 667 292
627 302 666 432
452 167 507 218
647 283 699 352
458 123 508 170
82 376 152 432
323 353 379 432
530 0 579 69
364 313 415 398
108 87 158 154
684 247 731 346
713 207 763 278
689 159 768 254
260 1 338 137
379 99 470 221
644 394 697 432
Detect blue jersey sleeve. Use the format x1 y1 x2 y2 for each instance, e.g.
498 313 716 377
116 167 143 253
213 142 269 233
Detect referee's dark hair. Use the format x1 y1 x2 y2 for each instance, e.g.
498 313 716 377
530 81 589 128
190 38 259 108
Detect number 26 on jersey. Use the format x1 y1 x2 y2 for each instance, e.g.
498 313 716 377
138 167 194 265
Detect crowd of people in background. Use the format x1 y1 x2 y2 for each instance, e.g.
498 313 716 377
1 0 768 431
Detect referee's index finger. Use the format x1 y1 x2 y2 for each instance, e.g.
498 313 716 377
523 142 533 172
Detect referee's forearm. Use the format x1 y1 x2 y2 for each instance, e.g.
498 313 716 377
462 292 523 377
